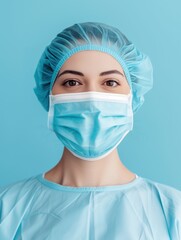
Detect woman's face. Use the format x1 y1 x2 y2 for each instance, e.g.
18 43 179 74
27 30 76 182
52 51 130 95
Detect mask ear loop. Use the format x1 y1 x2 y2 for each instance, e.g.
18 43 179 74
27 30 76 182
47 90 54 131
128 92 134 131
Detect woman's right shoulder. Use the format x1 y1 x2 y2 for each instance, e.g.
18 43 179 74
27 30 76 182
0 175 42 220
0 175 40 197
0 175 43 237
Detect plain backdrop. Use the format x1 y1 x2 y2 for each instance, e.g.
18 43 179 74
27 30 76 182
0 0 181 190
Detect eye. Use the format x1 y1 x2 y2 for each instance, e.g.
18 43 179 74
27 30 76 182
62 79 82 87
104 80 120 87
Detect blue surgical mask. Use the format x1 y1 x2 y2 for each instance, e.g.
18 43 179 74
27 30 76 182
48 91 133 161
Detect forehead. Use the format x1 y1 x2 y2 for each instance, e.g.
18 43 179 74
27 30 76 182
59 50 124 73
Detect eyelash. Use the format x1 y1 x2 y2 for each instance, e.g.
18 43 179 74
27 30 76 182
62 80 81 87
62 79 120 87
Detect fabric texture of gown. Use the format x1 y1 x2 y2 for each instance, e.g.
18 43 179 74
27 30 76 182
0 173 181 240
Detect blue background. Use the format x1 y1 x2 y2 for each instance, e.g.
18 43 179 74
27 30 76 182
0 0 181 190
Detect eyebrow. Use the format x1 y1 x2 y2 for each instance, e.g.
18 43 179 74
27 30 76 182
57 69 124 78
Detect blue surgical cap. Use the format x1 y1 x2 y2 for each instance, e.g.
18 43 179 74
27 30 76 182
34 22 153 113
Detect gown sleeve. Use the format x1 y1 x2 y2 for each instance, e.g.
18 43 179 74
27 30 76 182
153 181 181 239
0 177 40 239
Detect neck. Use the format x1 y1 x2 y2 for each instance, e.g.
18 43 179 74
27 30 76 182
44 147 136 187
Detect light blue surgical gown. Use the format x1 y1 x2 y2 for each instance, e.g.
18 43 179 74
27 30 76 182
0 173 181 239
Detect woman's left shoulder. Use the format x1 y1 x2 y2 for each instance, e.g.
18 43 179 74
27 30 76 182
143 176 181 217
151 178 181 203
145 177 181 199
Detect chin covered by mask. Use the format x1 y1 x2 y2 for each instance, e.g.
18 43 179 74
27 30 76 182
48 91 133 161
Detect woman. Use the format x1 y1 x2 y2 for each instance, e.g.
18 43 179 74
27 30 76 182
0 22 181 239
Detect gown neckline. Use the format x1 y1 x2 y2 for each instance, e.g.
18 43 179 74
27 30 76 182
36 173 142 192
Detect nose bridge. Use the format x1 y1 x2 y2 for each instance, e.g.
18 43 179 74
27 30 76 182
84 77 100 92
